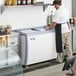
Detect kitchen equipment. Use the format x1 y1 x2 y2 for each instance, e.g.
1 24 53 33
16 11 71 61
18 27 57 66
47 11 53 26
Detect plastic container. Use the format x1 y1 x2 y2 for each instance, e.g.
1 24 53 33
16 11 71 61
17 0 22 5
27 0 31 4
0 37 2 47
22 0 27 5
5 0 12 6
31 0 36 4
5 36 8 47
73 18 76 27
74 18 76 24
69 18 74 24
12 0 17 6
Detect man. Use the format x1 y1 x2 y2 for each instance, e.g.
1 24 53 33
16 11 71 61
46 0 73 63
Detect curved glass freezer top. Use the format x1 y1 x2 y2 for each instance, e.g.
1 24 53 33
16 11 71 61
0 47 23 76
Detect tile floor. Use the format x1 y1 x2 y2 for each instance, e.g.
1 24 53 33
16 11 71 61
24 62 72 76
23 55 76 76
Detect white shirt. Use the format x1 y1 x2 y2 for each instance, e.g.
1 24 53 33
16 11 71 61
53 5 71 33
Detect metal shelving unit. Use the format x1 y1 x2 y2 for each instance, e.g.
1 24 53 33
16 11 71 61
0 1 52 14
0 2 44 14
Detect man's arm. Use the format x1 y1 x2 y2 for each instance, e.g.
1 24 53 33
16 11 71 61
46 22 57 30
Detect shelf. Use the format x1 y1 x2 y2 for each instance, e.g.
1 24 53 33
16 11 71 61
0 2 52 14
0 2 44 14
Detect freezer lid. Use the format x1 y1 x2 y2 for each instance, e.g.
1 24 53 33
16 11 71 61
16 26 55 36
31 26 55 32
20 29 38 34
17 29 42 36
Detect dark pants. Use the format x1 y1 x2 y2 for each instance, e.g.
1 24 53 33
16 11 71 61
55 24 63 53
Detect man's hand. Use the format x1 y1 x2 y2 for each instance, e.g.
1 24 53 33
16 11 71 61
46 26 50 30
46 22 57 30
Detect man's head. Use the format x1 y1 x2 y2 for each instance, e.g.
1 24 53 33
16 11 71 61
52 1 62 9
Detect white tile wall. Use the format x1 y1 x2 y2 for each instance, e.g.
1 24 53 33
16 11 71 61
0 6 46 30
62 0 72 17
